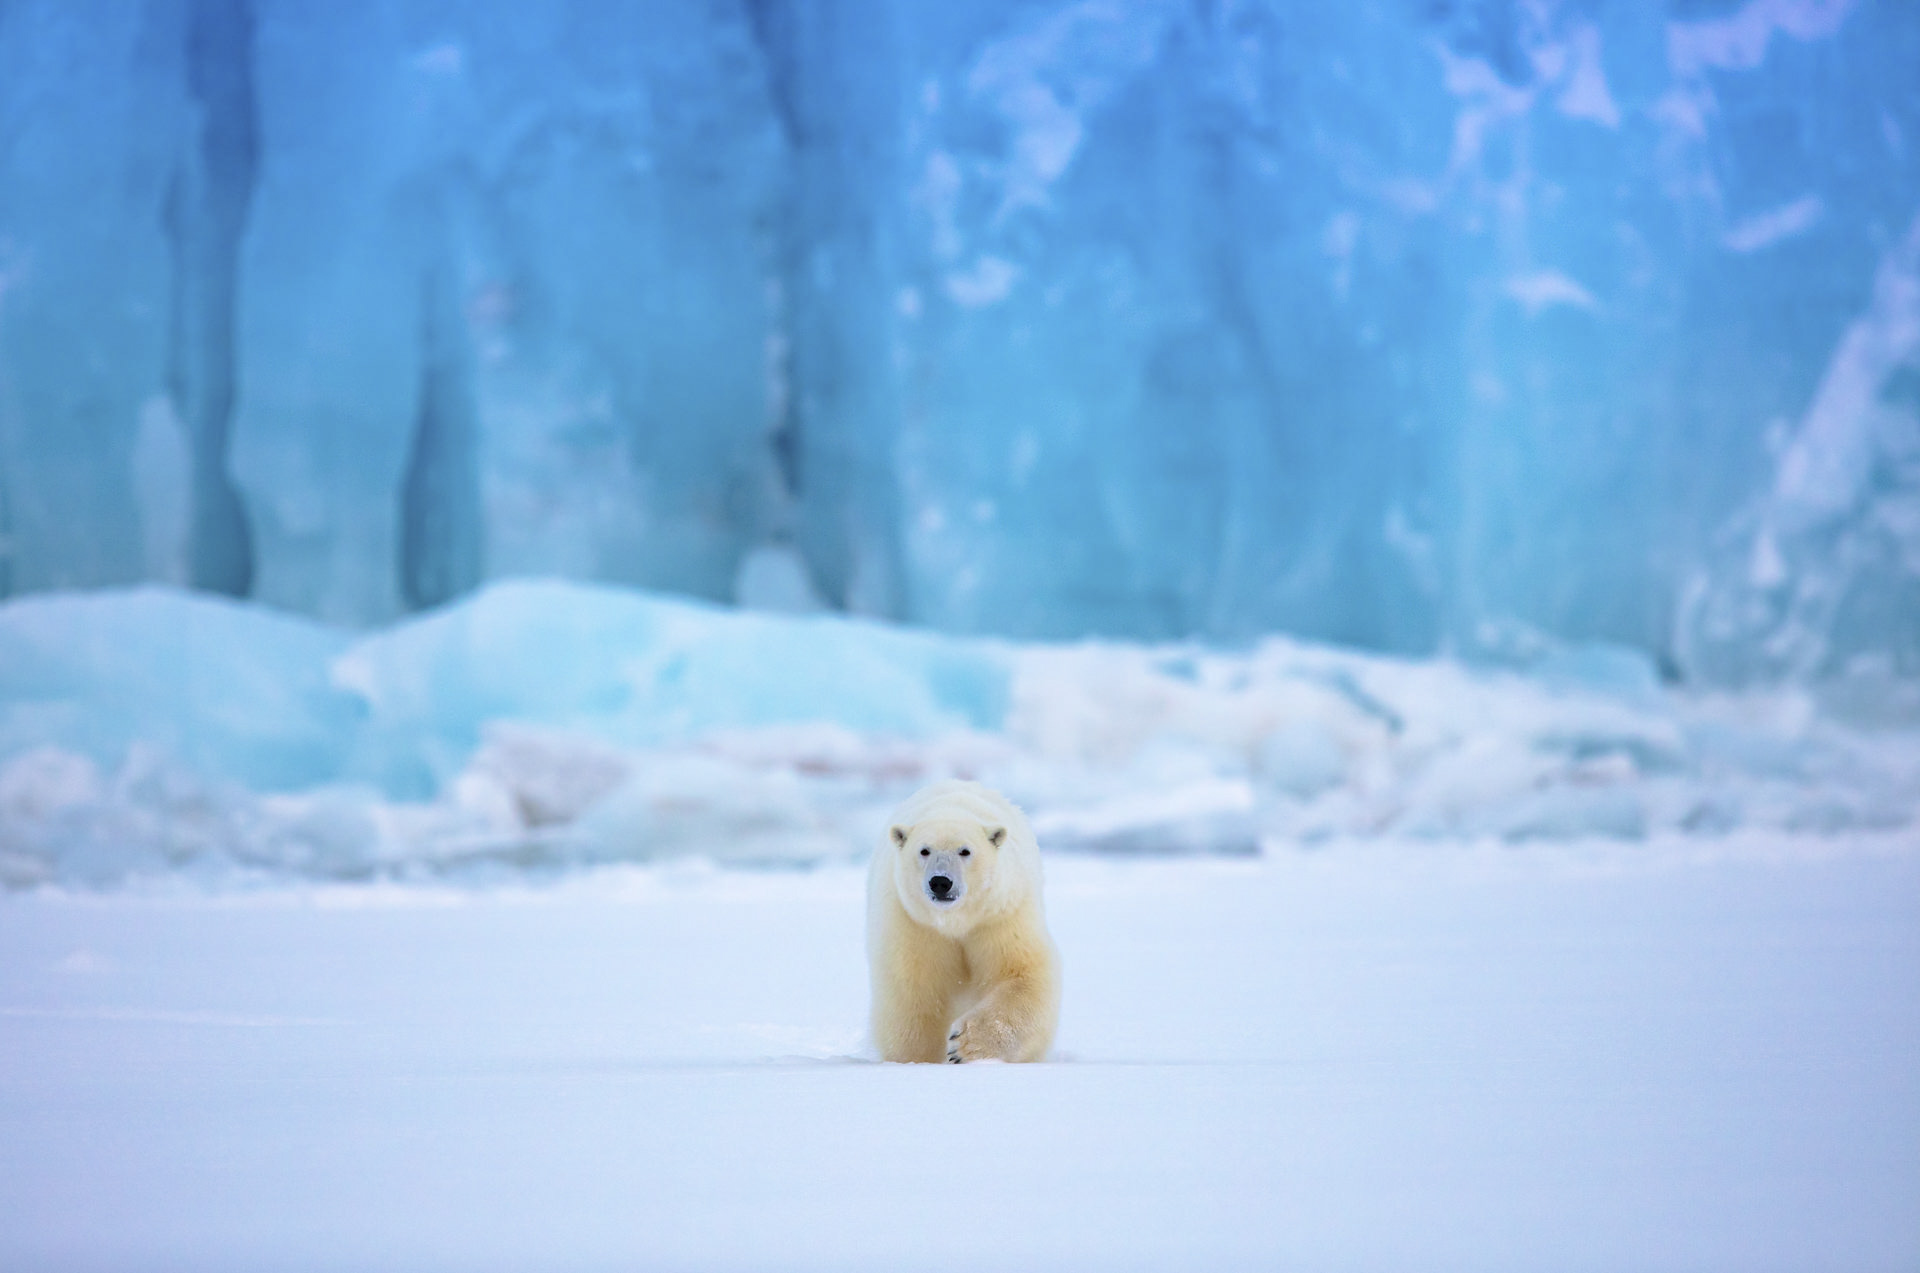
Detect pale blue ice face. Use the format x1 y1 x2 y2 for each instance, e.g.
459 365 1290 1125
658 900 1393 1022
0 0 1914 682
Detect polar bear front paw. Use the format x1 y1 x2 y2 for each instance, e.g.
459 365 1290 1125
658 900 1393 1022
946 1014 1017 1063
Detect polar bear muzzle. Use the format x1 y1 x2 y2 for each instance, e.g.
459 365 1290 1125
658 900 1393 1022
920 847 966 906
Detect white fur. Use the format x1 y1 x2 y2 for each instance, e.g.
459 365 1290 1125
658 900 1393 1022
867 780 1061 1063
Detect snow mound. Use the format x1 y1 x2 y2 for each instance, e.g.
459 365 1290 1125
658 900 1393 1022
2 582 1914 887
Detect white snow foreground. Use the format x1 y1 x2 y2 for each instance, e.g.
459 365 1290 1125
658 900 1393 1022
1 844 1915 1271
1 580 1916 887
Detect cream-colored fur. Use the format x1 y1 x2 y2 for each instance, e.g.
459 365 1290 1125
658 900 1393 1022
867 780 1060 1063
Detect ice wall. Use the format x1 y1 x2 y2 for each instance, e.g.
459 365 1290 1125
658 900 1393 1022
864 0 1920 664
0 3 182 595
1 1 1915 681
233 1 783 622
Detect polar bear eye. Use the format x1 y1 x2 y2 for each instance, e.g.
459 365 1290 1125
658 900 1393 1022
919 847 930 857
959 848 971 857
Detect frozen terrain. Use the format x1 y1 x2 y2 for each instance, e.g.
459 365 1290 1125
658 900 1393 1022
3 839 1916 1271
2 582 1911 1267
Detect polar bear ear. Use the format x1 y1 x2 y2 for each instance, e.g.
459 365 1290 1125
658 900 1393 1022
987 827 1006 848
890 825 909 848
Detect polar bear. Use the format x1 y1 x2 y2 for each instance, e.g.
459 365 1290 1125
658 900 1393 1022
868 779 1060 1063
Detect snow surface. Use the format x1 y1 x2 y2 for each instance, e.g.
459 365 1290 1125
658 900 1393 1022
2 839 1916 1271
2 582 1916 888
1 584 1913 1268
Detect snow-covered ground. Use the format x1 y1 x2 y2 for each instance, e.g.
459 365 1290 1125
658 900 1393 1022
3 837 1916 1272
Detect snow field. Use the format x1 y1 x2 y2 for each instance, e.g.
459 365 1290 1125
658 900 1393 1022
3 839 1916 1271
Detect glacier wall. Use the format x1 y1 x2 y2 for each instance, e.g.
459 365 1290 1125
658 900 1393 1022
1 0 1916 681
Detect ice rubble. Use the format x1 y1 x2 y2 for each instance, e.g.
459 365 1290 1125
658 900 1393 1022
1 582 1912 887
2 1 1916 674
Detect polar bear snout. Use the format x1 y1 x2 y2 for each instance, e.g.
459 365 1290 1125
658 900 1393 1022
922 850 966 906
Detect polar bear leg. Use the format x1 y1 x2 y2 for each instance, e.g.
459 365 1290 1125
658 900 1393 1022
873 925 966 1063
876 994 953 1064
946 973 1053 1063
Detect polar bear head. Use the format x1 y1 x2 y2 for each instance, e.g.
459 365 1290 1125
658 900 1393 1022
887 815 1033 933
883 779 1042 935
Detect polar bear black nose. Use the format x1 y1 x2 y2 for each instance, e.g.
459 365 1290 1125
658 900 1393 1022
928 875 953 899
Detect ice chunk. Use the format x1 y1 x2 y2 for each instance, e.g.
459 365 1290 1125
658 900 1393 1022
0 583 1915 886
331 579 1011 797
1255 721 1349 801
0 588 355 791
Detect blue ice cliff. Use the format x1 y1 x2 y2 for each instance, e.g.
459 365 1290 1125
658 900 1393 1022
1 0 1914 684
